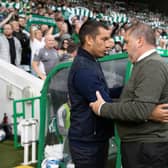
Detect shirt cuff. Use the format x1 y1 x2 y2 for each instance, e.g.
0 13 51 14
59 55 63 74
98 102 106 116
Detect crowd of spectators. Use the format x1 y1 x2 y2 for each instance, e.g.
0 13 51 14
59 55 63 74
0 0 168 77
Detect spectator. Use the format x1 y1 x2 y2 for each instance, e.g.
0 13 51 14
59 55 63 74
58 37 71 59
30 26 46 75
0 23 22 66
71 19 82 44
60 41 78 62
40 24 49 36
11 20 31 71
54 16 71 47
32 34 60 80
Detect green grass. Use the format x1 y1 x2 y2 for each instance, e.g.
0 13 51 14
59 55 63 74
0 140 24 168
0 140 36 168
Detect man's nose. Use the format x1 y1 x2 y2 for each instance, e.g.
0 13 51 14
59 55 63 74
105 42 111 48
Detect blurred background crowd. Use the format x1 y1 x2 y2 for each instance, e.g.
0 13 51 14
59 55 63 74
0 0 168 77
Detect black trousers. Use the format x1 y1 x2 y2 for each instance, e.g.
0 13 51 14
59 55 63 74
69 140 109 168
121 141 168 168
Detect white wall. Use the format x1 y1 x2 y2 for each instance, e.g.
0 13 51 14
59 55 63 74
0 59 44 124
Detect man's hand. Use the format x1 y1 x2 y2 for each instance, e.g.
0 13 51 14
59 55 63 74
150 104 168 122
90 91 106 115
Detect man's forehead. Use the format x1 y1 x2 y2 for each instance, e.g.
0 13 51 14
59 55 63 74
4 25 12 29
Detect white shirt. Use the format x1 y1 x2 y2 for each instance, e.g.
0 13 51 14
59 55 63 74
137 49 156 62
30 38 46 75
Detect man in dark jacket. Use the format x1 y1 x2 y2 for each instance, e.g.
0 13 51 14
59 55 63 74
90 22 168 168
11 20 31 71
68 20 121 168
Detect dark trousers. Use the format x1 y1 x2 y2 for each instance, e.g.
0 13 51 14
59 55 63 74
121 141 168 168
69 140 109 168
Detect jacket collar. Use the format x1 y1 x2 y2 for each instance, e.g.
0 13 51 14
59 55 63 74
134 51 158 66
78 47 96 62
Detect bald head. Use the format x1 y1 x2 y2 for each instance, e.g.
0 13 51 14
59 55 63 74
45 34 55 48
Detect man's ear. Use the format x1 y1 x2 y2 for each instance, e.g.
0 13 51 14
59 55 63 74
85 35 93 46
137 36 144 48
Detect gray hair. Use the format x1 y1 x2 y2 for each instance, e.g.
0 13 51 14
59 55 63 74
126 22 156 46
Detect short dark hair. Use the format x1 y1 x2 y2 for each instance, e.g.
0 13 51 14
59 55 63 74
79 20 109 46
67 42 79 54
55 16 64 22
126 21 156 46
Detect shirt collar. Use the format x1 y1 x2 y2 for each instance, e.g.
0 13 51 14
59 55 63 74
137 49 156 62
